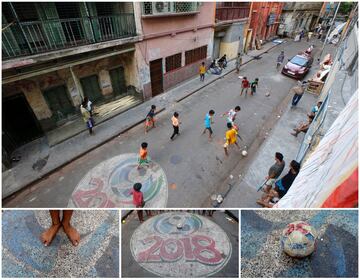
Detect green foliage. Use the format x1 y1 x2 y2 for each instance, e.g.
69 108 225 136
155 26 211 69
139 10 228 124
338 2 354 15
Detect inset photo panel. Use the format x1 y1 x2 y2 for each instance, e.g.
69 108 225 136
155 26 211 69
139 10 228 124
2 210 119 278
121 209 239 278
241 210 358 278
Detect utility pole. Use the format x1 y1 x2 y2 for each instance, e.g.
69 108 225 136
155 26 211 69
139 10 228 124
318 2 341 61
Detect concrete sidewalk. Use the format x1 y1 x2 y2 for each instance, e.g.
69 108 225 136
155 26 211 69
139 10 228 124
3 40 284 199
2 210 119 278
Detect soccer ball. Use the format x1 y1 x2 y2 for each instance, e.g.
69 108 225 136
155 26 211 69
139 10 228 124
265 92 271 97
281 221 317 258
242 150 248 156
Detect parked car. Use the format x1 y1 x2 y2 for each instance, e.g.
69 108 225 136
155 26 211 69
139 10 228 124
282 53 313 79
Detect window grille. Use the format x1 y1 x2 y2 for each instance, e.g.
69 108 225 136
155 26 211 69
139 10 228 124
142 2 199 15
185 46 207 65
165 53 182 72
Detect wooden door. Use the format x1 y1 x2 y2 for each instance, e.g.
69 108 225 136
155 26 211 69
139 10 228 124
149 58 163 96
80 75 103 102
109 67 126 96
43 85 74 121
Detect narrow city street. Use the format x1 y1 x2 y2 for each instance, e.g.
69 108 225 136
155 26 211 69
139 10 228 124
4 39 321 208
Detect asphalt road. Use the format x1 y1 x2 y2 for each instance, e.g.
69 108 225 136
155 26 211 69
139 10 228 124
2 210 119 278
241 210 358 278
121 210 239 277
3 39 317 208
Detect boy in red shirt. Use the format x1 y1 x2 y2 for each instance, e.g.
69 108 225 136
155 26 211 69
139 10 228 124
131 183 151 222
240 76 250 96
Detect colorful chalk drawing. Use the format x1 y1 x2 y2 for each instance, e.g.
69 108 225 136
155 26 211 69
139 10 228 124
2 210 119 278
68 153 168 208
130 212 232 277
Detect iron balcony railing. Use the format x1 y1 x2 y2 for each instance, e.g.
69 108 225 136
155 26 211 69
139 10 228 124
2 14 136 60
215 7 250 22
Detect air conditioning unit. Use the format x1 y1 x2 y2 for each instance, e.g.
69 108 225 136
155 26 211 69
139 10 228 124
152 2 171 14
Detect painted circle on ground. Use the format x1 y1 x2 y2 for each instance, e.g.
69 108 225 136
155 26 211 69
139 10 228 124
68 153 168 208
130 212 232 277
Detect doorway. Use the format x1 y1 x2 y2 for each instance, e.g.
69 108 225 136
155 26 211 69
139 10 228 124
2 93 43 153
80 75 103 103
109 67 127 96
43 85 75 122
149 58 163 96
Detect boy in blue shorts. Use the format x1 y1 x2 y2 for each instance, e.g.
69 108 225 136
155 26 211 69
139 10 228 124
202 110 215 140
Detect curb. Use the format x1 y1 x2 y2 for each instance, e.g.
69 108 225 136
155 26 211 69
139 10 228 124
3 42 283 202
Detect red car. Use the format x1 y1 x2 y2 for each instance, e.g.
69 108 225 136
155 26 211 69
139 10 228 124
282 53 313 79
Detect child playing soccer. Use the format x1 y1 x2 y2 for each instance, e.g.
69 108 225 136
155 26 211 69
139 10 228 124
137 142 151 169
145 105 156 134
202 110 215 139
224 123 241 156
131 183 152 222
170 112 181 140
250 78 259 95
240 77 250 96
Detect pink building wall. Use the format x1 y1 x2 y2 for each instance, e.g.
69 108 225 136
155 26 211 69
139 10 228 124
135 2 216 97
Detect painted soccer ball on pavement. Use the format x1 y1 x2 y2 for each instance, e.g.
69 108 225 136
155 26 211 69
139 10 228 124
280 221 316 258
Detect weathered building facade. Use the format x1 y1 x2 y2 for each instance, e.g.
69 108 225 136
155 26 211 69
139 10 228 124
277 2 323 37
2 2 141 156
133 2 215 97
247 2 283 49
213 2 250 59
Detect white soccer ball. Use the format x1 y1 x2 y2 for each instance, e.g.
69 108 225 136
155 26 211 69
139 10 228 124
265 92 271 97
242 150 248 156
281 221 317 258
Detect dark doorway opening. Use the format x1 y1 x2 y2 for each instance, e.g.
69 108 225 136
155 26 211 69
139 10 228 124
149 58 163 96
2 93 43 155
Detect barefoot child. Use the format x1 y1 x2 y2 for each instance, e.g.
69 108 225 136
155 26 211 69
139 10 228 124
131 183 151 222
224 123 240 156
250 78 259 95
202 110 215 139
199 62 206 82
170 112 180 140
240 77 250 96
137 142 151 169
145 105 156 133
40 210 80 247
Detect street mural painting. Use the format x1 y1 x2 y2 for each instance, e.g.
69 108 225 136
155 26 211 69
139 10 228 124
241 210 358 278
2 210 119 278
130 212 232 277
69 153 168 208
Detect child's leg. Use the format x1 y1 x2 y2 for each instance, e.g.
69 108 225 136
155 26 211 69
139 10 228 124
137 210 144 222
62 210 80 246
40 210 62 247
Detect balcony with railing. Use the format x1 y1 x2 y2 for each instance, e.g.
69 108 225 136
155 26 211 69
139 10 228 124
215 2 250 23
2 14 137 60
142 2 200 17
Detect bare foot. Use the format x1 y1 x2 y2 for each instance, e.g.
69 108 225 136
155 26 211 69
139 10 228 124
40 223 61 247
62 223 80 246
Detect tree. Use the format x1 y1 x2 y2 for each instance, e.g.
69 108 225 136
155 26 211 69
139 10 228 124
338 2 354 15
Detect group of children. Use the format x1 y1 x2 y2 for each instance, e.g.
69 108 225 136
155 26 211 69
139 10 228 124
240 76 259 96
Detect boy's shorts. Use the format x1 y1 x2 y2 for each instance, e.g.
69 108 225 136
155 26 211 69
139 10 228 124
205 127 213 134
138 157 150 165
145 117 154 127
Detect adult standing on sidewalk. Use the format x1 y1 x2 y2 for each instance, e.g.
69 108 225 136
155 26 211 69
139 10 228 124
80 100 94 135
276 51 285 70
291 81 307 107
235 53 242 73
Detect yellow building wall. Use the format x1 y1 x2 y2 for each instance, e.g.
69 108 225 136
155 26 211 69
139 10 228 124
219 41 239 60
